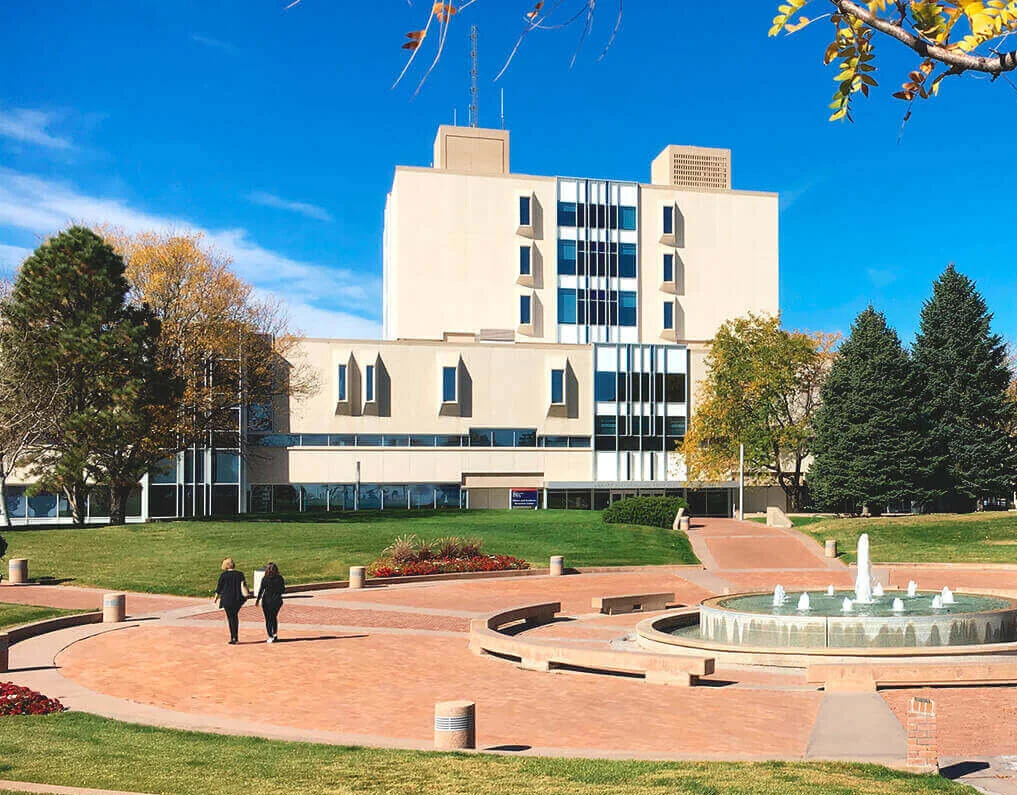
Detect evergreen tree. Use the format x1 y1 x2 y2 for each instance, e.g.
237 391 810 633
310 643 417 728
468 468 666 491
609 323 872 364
0 227 182 525
809 307 930 513
912 265 1017 511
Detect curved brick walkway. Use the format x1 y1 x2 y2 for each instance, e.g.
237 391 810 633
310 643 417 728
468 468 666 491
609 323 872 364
2 518 1015 766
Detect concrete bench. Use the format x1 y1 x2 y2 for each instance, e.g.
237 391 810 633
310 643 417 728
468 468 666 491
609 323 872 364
469 602 714 686
807 659 1017 692
592 592 675 615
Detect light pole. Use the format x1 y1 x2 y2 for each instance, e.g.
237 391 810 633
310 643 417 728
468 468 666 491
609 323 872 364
355 460 361 511
738 443 745 521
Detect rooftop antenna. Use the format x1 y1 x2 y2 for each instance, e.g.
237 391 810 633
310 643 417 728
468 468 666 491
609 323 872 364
500 88 505 129
468 24 479 127
453 108 457 126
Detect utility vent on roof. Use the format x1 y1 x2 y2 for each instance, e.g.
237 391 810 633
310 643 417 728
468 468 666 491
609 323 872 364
652 145 732 191
479 328 515 342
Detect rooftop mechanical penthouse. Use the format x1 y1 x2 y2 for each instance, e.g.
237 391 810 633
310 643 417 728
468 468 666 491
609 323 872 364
4 126 783 523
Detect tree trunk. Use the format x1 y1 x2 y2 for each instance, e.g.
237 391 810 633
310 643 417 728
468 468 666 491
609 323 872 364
0 475 10 529
66 482 88 527
109 483 128 526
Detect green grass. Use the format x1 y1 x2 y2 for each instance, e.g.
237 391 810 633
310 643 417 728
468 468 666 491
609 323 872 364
0 713 967 795
0 510 697 597
0 604 84 631
804 512 1017 564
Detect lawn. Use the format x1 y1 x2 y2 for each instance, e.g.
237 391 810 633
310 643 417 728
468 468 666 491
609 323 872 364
0 713 966 795
0 510 697 597
803 512 1017 564
0 604 83 631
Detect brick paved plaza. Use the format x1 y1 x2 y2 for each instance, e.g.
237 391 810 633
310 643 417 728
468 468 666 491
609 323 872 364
3 519 1016 773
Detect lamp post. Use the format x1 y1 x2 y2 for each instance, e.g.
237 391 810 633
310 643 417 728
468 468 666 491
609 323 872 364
738 443 745 521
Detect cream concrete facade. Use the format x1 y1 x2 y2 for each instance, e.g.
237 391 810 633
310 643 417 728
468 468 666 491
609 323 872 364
383 126 779 346
247 336 594 492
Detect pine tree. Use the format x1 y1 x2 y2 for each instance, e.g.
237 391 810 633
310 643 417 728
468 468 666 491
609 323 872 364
0 227 182 525
912 265 1017 511
809 307 930 513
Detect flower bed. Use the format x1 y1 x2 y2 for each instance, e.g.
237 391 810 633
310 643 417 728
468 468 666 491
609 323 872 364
1 682 65 716
367 534 529 578
368 554 529 578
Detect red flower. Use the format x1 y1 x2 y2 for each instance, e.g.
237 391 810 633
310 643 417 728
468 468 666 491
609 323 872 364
366 554 529 578
0 682 65 716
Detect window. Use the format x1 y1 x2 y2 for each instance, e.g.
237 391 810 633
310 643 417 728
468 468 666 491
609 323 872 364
620 205 637 230
550 368 564 404
663 205 674 235
619 291 637 327
619 243 637 278
519 246 531 275
557 239 576 275
557 288 577 324
664 373 687 402
519 195 531 226
365 364 375 402
519 294 532 325
337 364 347 401
214 451 240 484
556 201 577 226
595 371 617 401
595 415 617 435
442 365 457 402
663 254 674 283
664 302 674 330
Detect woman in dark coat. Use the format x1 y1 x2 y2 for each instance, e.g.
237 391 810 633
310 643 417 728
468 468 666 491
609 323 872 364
255 562 285 643
214 557 250 645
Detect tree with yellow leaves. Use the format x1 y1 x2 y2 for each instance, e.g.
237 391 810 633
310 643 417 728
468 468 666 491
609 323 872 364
101 230 318 459
680 314 838 512
327 0 1017 119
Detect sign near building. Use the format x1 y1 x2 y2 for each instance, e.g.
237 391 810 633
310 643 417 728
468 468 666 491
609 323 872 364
510 488 539 509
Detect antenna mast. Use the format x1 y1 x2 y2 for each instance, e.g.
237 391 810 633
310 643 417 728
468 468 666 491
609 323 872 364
468 25 479 127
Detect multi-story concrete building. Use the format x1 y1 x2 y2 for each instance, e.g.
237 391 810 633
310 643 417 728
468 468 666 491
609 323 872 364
3 126 782 524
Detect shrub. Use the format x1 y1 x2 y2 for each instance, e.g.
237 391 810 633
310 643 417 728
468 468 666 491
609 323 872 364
459 537 483 558
0 534 6 560
382 534 420 565
0 683 65 716
434 536 463 559
602 496 689 529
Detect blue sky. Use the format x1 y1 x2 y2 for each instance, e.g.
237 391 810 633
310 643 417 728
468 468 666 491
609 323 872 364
2 1 1015 343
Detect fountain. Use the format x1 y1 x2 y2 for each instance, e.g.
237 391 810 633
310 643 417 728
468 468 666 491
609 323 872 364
645 533 1017 655
854 533 874 603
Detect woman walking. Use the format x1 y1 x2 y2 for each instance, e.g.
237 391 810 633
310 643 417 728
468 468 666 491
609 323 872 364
214 557 250 645
255 562 286 643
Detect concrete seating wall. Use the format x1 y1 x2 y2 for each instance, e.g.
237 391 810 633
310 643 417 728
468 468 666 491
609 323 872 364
592 592 675 615
807 659 1017 692
470 601 715 686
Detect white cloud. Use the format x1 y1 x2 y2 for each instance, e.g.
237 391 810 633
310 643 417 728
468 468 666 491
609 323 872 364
0 168 381 338
190 33 240 55
247 190 333 222
0 108 73 150
0 243 32 269
266 296 384 339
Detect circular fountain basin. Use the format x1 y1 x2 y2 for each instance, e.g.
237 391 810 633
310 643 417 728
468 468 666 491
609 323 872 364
686 591 1017 650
